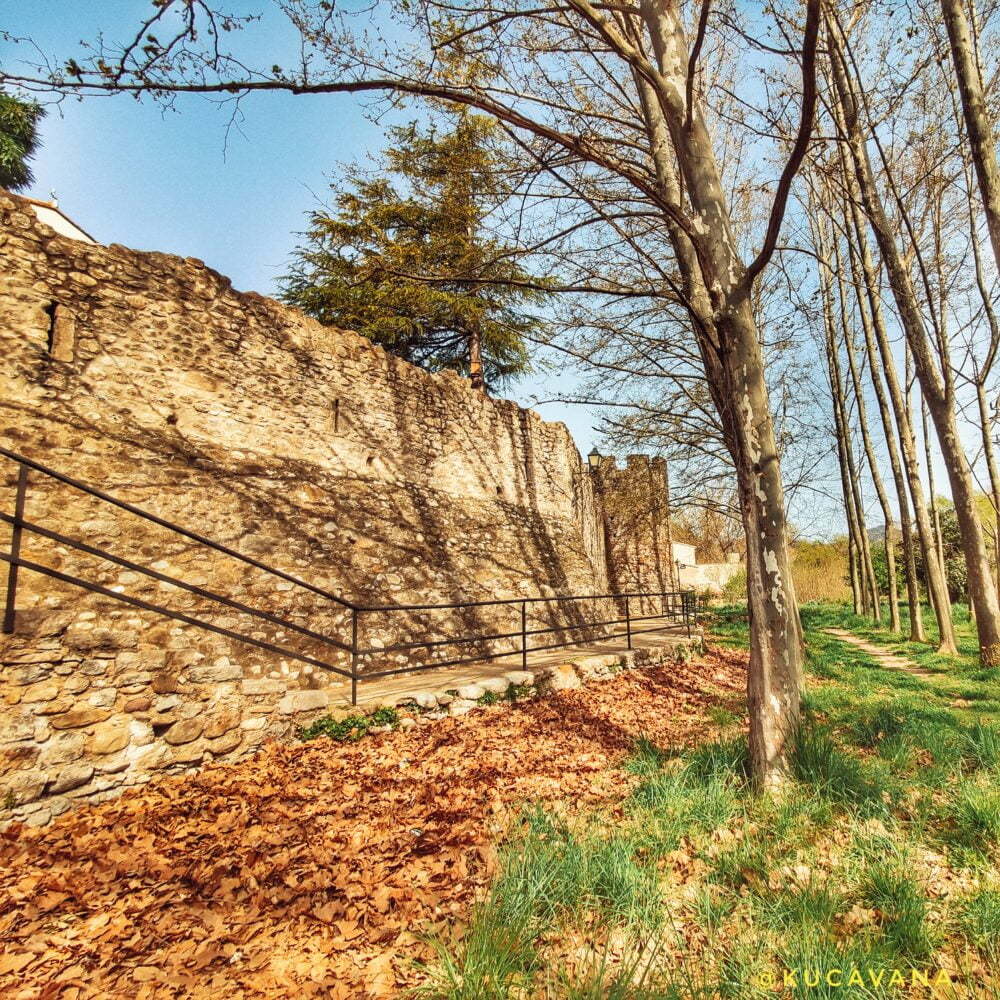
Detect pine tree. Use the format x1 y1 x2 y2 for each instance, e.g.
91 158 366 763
0 91 46 192
282 110 547 394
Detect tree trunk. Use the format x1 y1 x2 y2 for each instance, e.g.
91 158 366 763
468 325 485 393
922 399 947 599
976 380 1000 592
717 307 804 782
939 0 1000 274
841 168 925 640
838 264 900 631
830 308 880 621
830 233 891 624
639 0 804 783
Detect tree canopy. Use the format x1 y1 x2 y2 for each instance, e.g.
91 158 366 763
0 90 45 192
282 109 548 394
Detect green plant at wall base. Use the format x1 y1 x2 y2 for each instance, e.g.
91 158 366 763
298 706 400 742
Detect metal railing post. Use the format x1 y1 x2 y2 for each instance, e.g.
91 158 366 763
684 592 692 638
350 608 359 706
3 465 28 634
625 595 632 649
521 601 527 670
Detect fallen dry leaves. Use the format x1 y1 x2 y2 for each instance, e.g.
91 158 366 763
0 647 744 999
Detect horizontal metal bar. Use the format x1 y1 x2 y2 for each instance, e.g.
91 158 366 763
359 621 686 682
0 512 351 654
359 609 690 657
0 447 357 610
358 589 689 613
361 646 528 680
0 551 353 679
359 626 525 657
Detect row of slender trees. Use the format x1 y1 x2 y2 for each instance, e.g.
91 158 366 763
798 0 1000 662
2 0 998 783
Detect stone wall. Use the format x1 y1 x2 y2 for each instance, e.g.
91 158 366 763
595 455 677 616
0 190 675 825
679 561 743 596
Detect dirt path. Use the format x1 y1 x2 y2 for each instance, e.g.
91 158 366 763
822 627 937 678
0 647 744 1000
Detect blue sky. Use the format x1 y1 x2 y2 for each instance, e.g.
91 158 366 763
2 1 604 453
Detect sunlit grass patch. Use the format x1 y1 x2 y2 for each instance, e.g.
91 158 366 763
945 780 1000 854
791 724 898 816
856 861 938 961
752 882 843 932
956 888 1000 959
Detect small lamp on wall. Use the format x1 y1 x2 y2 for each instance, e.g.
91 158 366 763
587 447 601 470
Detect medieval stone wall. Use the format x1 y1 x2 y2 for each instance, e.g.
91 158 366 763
596 455 677 615
0 191 673 825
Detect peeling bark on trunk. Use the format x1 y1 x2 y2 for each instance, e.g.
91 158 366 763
638 0 805 783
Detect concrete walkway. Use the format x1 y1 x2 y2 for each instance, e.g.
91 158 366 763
330 624 697 707
822 627 936 679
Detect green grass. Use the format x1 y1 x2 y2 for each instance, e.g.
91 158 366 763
414 601 1000 998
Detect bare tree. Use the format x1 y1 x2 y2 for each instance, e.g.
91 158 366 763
2 0 823 782
824 6 1000 659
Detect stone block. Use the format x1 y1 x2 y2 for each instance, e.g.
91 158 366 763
2 768 48 803
88 687 118 709
49 764 95 794
35 698 74 716
164 719 204 745
504 671 534 687
21 681 60 703
204 710 239 739
448 698 477 717
209 730 242 756
540 663 581 692
9 664 51 685
479 678 510 695
241 678 284 696
95 753 130 775
63 675 90 695
277 690 328 715
37 732 87 768
49 707 113 730
186 661 242 684
168 744 204 765
456 684 485 701
88 721 131 756
151 671 180 694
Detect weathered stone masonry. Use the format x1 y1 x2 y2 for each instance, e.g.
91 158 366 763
0 191 676 825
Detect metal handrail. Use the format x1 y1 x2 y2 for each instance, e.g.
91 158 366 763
1 447 698 705
0 446 357 609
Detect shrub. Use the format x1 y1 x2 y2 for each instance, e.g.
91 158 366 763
298 706 399 742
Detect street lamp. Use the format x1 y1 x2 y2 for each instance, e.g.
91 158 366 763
587 447 601 469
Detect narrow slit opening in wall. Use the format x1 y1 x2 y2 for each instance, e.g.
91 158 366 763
44 302 57 355
333 398 340 433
